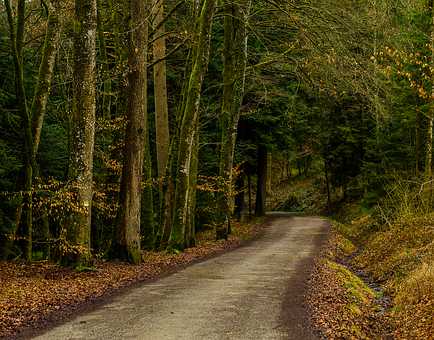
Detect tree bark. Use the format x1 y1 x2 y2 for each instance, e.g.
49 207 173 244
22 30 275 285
234 172 246 221
416 108 421 177
141 135 155 249
113 0 149 264
31 1 62 159
185 123 199 248
153 0 170 179
324 159 332 214
425 116 432 179
97 0 112 120
426 1 434 204
255 145 268 217
65 0 97 266
169 0 217 250
248 173 252 218
216 0 250 239
267 153 272 193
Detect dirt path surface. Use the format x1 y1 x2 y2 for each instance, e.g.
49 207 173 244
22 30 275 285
33 216 329 340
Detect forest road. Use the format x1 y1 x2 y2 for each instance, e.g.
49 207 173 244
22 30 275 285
34 215 329 340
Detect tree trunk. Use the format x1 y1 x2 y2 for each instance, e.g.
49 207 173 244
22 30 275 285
216 0 250 239
65 0 97 266
113 0 149 264
153 0 170 179
169 0 217 250
255 145 268 217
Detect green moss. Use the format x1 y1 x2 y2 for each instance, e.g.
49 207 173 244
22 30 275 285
337 236 357 256
347 302 362 316
326 260 374 304
350 324 364 338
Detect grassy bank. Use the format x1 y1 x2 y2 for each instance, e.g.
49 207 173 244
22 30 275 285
339 209 434 339
309 202 433 339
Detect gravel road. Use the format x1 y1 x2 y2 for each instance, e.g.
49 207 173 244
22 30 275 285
34 215 329 340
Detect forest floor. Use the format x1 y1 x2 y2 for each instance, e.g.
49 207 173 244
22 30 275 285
0 220 265 339
12 215 328 340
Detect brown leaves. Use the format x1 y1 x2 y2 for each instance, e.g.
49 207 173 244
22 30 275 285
0 220 263 338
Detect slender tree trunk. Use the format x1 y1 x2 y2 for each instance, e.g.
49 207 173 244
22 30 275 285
297 159 302 176
255 145 268 217
141 135 154 249
113 0 149 264
416 108 421 177
248 173 252 218
153 0 170 179
185 124 199 248
97 0 112 120
216 0 250 239
152 0 169 248
157 9 196 249
31 1 62 158
426 2 434 203
324 159 331 214
234 173 246 221
267 153 272 194
169 0 217 250
31 1 63 258
425 117 432 180
287 160 291 179
65 0 97 266
426 114 433 205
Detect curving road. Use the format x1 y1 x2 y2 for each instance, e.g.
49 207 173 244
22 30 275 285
34 215 329 340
